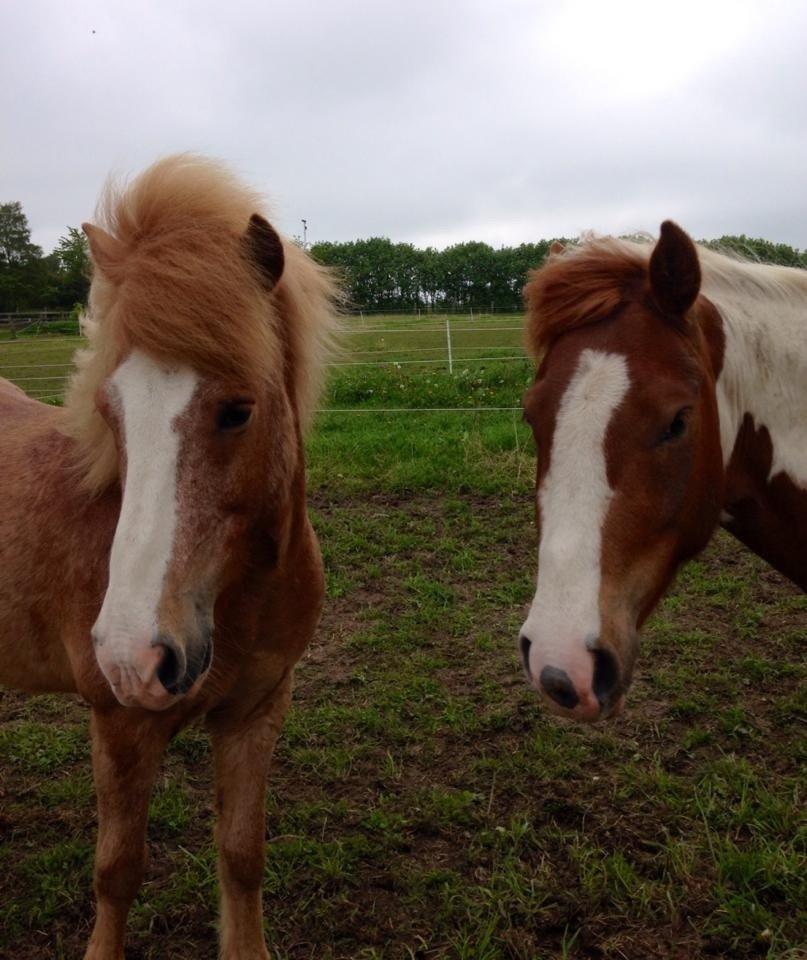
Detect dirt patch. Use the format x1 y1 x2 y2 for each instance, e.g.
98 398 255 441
0 494 803 960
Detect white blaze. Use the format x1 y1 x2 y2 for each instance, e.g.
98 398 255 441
93 350 198 656
521 350 630 672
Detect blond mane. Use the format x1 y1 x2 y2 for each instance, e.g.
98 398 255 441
64 154 341 493
524 234 807 357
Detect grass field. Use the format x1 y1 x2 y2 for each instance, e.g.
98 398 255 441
0 326 805 959
0 312 526 401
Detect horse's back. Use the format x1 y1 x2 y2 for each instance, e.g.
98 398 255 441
0 377 67 492
0 375 56 425
0 375 33 404
0 380 84 692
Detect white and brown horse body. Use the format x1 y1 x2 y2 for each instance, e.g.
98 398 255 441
519 222 806 722
714 261 807 586
0 156 339 960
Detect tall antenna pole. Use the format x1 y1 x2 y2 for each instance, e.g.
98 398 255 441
301 219 308 248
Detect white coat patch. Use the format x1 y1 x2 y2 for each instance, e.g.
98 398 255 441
93 351 198 656
521 349 630 664
705 271 807 489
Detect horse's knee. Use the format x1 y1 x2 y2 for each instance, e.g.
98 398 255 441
94 843 147 902
218 839 264 892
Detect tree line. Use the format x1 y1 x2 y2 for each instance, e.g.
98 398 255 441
3 198 806 314
311 234 807 312
0 203 90 313
309 237 559 312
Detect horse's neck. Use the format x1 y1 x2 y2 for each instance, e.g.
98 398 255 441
714 288 807 483
711 284 807 589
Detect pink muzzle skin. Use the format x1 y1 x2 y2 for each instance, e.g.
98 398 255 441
520 634 623 723
94 639 178 711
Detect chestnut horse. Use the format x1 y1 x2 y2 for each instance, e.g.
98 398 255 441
0 156 339 958
519 222 806 722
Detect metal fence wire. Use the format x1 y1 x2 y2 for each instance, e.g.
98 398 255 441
0 312 533 411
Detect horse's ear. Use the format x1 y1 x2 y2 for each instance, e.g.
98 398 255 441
82 223 126 277
648 220 701 318
243 213 285 289
549 240 566 257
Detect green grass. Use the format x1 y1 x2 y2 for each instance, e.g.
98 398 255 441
0 720 88 774
0 316 538 493
0 330 83 400
1 327 805 958
0 310 527 404
310 362 534 495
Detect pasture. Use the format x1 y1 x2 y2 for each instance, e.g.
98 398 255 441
0 323 804 959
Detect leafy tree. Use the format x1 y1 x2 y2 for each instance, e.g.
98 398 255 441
0 201 40 265
0 201 43 312
418 246 444 309
704 234 807 268
4 199 805 315
309 232 807 313
54 226 91 306
310 238 541 312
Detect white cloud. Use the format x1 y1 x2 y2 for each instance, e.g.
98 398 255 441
3 0 806 253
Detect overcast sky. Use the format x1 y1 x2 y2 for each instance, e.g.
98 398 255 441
3 0 807 255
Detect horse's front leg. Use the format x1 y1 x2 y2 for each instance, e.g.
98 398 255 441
84 708 171 960
207 674 293 960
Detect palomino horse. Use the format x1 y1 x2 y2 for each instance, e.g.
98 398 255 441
519 222 806 722
0 156 339 958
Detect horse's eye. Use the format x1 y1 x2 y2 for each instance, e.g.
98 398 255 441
217 403 253 431
660 409 689 443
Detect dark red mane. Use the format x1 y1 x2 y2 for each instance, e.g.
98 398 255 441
524 239 650 356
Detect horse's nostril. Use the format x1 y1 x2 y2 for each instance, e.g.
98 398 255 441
200 638 213 675
175 637 213 694
539 665 580 709
156 640 183 693
519 635 532 675
592 648 620 707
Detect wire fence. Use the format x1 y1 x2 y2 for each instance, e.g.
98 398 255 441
0 311 75 336
0 311 533 412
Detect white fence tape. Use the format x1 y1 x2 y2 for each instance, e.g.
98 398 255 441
2 315 533 413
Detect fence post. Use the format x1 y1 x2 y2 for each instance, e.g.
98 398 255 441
445 316 453 374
